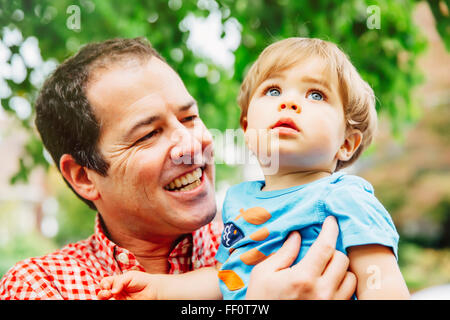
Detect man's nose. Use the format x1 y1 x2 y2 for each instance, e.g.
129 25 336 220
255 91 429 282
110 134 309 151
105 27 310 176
278 102 301 113
170 126 204 165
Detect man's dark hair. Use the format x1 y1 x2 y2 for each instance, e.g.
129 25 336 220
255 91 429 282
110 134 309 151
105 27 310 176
35 37 164 210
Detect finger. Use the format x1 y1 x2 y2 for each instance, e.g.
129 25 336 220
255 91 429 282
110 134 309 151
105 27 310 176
97 289 112 300
258 231 302 272
334 271 357 300
100 276 114 290
321 250 349 288
110 274 131 294
294 216 339 276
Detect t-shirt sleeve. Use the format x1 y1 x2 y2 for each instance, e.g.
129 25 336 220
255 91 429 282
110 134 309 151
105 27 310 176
324 176 399 259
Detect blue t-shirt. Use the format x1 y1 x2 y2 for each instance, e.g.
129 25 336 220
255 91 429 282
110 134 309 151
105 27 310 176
216 172 399 300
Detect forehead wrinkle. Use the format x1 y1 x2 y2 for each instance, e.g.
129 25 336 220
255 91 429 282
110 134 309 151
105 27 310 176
126 93 160 110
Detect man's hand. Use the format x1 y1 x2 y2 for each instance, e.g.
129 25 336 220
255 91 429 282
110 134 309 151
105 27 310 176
98 271 160 300
246 216 356 300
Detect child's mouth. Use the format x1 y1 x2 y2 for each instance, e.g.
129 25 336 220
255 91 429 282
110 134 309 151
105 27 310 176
270 118 300 134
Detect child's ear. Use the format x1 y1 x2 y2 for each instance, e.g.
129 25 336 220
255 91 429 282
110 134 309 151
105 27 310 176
337 129 363 162
241 116 248 132
242 117 250 146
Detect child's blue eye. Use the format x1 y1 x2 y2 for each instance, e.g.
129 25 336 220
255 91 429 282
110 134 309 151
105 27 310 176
266 88 281 97
307 91 323 101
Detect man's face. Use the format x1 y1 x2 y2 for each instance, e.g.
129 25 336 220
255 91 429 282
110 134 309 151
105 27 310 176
86 57 216 239
245 57 347 172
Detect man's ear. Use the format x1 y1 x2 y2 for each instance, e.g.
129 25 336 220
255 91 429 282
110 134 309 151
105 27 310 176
337 129 363 162
59 154 100 202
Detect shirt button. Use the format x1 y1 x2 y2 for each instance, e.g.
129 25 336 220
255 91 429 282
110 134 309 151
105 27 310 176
117 252 129 264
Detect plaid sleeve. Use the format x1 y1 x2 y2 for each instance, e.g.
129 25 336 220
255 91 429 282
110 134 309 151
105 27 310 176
0 260 64 300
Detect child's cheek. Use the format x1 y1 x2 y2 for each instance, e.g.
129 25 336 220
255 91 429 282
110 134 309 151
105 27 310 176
244 129 260 156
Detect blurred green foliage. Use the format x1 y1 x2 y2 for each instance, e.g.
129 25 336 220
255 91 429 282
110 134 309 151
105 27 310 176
0 0 449 287
0 231 58 274
399 242 450 291
427 0 450 50
2 0 446 186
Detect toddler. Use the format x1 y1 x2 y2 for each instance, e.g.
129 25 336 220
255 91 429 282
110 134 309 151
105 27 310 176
98 37 410 300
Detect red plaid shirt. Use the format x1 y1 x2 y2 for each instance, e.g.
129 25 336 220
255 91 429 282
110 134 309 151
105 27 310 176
0 215 222 300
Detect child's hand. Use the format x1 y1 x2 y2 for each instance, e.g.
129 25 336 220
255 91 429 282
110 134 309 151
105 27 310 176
97 271 160 300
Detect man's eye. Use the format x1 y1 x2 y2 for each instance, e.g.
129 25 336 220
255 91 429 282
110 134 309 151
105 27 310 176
265 87 281 97
307 91 324 101
136 129 161 143
182 115 197 122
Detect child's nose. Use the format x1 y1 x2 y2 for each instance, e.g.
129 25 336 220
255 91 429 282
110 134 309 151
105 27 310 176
278 102 301 113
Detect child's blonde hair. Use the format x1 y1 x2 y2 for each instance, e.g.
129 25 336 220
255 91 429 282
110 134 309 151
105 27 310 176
238 37 377 171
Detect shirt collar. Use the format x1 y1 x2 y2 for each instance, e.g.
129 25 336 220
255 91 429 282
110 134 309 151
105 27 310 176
93 214 193 274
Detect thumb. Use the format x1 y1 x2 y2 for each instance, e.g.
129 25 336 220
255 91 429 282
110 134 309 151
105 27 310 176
110 273 133 294
258 231 301 272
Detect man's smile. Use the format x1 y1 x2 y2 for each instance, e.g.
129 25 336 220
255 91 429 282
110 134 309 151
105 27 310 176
164 167 204 192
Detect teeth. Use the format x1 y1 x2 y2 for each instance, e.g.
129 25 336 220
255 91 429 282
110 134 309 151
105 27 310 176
179 179 201 192
194 169 202 179
165 168 203 191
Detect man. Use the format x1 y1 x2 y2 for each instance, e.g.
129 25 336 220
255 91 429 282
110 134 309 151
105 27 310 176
0 38 355 299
